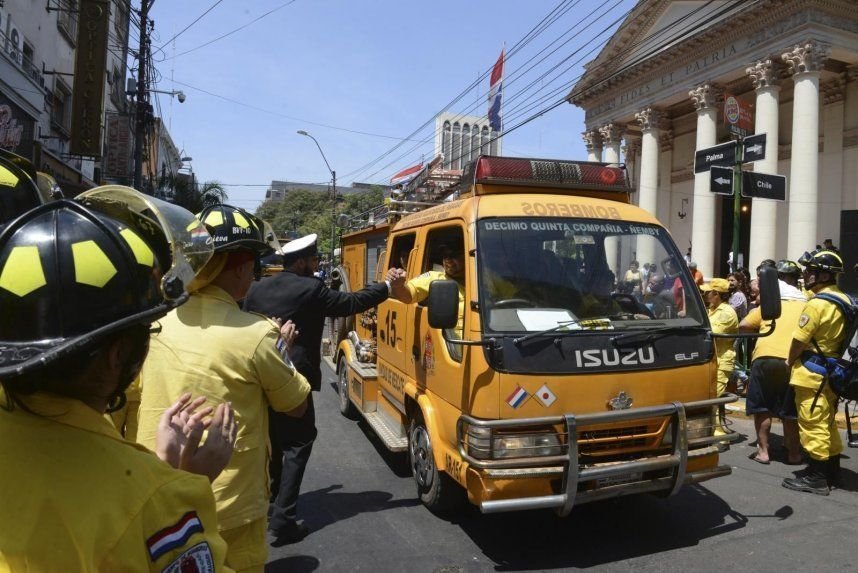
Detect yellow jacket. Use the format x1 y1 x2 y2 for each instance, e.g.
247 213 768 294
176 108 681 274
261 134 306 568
709 302 738 371
791 285 851 390
137 285 310 531
0 391 231 572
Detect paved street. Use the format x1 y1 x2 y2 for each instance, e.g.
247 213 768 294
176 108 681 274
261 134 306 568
267 363 858 572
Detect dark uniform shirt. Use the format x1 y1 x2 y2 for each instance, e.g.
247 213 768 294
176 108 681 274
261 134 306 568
243 270 388 390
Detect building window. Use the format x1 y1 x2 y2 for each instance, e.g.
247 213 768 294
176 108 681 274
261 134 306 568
461 123 471 167
481 126 490 154
57 0 79 45
51 80 72 135
452 122 461 170
489 130 499 156
113 0 128 43
470 124 480 160
442 121 451 169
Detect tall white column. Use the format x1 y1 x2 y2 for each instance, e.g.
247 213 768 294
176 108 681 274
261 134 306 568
599 124 623 164
582 130 603 162
633 109 662 267
622 137 639 191
746 59 782 268
599 124 623 272
820 74 846 244
783 41 829 259
689 83 720 278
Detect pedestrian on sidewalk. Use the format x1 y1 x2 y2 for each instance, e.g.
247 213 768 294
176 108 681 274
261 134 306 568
739 263 806 466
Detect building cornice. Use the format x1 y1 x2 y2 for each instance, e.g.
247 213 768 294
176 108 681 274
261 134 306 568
571 0 857 114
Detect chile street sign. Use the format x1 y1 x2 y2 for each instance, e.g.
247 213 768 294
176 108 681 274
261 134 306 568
695 140 737 173
742 133 767 163
742 171 786 201
710 166 734 195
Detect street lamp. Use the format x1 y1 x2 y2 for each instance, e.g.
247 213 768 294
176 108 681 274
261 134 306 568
297 129 338 265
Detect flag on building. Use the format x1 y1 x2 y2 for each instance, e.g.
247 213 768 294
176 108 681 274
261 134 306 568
487 49 504 132
390 162 423 186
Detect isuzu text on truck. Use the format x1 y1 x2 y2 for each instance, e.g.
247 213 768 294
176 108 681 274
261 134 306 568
328 155 778 515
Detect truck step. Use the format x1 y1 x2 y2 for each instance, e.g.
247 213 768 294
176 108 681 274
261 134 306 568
348 359 377 379
363 411 408 452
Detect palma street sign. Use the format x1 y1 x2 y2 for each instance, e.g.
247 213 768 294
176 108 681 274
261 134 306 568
694 141 737 173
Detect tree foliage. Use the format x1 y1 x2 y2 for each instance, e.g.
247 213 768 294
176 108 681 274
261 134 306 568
255 187 385 257
159 173 228 213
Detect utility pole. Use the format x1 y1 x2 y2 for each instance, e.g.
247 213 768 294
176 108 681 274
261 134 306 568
331 170 337 266
132 0 150 191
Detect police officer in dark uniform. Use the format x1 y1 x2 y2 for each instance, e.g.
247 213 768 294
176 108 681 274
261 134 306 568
243 233 400 542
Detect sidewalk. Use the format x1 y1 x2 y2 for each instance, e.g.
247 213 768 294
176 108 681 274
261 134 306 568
725 394 853 430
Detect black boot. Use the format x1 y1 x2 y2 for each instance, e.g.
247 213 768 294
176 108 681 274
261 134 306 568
782 458 830 496
827 456 842 489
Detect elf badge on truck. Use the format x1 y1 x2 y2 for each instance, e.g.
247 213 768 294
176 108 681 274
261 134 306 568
331 155 780 515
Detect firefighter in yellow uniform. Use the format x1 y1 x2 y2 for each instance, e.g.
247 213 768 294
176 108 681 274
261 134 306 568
387 239 466 338
783 249 848 495
700 278 738 440
0 187 235 571
137 204 310 572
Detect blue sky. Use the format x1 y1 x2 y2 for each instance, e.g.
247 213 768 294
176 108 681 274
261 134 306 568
148 0 636 212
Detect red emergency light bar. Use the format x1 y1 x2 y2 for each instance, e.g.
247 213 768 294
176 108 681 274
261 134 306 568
466 155 630 193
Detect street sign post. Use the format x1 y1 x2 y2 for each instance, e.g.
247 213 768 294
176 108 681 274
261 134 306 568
694 140 737 173
710 165 734 195
742 171 786 201
742 133 767 163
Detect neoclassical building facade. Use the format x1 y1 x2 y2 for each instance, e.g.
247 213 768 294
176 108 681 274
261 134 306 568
570 0 858 279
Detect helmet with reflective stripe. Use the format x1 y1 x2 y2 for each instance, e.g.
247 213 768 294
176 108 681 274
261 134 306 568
0 187 213 378
0 150 43 231
775 259 801 277
198 203 276 255
797 249 844 274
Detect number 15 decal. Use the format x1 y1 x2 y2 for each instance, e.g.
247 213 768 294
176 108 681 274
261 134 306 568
380 309 397 347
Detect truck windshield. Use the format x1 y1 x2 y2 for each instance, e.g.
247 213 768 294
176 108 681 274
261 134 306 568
476 218 707 333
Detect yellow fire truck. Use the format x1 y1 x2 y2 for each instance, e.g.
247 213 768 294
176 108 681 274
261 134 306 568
330 155 778 515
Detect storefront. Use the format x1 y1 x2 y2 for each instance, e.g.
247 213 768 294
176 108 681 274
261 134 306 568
0 90 36 162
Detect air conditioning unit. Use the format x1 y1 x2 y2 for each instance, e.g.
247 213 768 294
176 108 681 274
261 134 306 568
6 17 22 64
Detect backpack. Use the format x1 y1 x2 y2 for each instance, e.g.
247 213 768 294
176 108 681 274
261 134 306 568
801 292 858 404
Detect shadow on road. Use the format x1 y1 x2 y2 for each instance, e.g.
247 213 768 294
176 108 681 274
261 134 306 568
298 484 421 534
265 555 320 572
454 485 749 570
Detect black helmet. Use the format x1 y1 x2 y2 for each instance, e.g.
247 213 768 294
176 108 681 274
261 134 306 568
0 187 213 378
775 259 801 277
198 204 277 255
798 249 844 274
0 150 43 229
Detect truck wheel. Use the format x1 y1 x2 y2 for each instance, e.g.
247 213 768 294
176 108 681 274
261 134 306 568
408 411 466 515
337 356 357 419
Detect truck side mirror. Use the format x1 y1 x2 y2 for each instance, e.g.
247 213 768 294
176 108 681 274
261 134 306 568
428 280 459 329
758 266 781 321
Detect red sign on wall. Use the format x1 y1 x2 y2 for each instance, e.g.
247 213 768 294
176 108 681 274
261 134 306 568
723 93 753 138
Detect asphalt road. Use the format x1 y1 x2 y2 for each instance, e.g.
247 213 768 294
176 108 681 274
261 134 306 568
266 363 858 573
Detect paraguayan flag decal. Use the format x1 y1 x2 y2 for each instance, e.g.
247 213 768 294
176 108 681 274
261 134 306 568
506 385 529 409
146 511 204 561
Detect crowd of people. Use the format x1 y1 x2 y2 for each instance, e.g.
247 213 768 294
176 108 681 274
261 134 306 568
0 149 853 571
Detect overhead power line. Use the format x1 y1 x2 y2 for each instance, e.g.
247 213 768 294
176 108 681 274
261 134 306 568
150 0 226 58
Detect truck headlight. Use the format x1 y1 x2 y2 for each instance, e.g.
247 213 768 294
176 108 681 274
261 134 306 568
494 432 562 459
466 426 492 459
686 412 715 441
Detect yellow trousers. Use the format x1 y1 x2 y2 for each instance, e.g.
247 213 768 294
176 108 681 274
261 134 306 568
714 369 730 436
794 385 843 461
220 517 268 573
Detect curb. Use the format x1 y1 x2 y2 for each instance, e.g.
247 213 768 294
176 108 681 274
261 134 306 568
725 395 852 430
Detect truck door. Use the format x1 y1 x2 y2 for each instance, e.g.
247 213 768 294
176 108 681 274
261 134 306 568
411 225 468 410
376 232 415 382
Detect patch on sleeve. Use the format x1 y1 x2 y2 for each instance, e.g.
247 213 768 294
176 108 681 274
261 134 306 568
798 314 810 328
147 511 204 562
275 336 295 369
161 542 214 573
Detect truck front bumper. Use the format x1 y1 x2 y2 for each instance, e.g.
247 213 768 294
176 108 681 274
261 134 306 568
456 396 738 516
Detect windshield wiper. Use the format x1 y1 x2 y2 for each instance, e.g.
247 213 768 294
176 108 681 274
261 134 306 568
513 317 612 346
611 325 705 345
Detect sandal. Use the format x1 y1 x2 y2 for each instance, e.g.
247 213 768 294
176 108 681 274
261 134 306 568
748 452 770 465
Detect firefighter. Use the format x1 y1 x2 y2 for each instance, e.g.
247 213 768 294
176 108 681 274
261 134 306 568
783 249 848 495
0 188 236 571
700 278 739 444
136 204 311 572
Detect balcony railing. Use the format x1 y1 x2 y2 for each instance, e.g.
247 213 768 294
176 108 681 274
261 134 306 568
1 27 45 89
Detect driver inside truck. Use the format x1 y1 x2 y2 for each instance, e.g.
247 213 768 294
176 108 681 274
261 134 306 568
385 237 465 338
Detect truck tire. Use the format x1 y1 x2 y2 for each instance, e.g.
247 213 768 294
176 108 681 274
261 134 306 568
408 410 466 516
337 356 357 419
